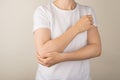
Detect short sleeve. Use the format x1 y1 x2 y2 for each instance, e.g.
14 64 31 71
33 6 50 32
88 7 98 27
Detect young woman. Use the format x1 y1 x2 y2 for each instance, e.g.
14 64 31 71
33 0 101 80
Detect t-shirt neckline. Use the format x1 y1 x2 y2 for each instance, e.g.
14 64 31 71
51 2 78 13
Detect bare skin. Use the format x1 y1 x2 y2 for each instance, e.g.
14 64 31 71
33 0 101 67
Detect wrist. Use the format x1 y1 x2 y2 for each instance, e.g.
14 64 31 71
71 25 80 34
73 23 85 33
60 53 70 61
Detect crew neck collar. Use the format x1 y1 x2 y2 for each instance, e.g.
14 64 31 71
51 2 78 12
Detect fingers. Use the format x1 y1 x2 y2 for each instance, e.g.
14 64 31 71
35 52 58 67
35 53 50 66
38 57 52 67
37 60 45 65
86 15 92 19
35 53 44 64
37 55 47 66
86 15 93 25
38 57 46 64
81 15 93 21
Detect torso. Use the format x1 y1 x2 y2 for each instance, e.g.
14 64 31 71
36 2 92 80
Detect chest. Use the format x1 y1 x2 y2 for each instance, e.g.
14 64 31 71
50 11 80 39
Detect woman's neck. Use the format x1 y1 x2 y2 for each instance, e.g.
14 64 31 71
53 0 76 10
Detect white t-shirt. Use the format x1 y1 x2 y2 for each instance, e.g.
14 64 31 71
33 2 97 80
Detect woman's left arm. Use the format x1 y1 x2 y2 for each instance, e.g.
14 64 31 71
63 26 102 61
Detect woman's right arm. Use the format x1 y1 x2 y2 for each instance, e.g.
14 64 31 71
34 25 78 57
33 15 93 57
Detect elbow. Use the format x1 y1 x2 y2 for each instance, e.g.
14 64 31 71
96 51 101 57
95 45 102 57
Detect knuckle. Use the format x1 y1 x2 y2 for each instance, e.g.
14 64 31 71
44 60 48 64
44 60 50 65
44 63 48 66
44 63 50 67
46 64 50 67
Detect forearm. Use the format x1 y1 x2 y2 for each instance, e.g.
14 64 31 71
36 43 101 67
39 26 79 54
63 43 101 61
37 15 94 55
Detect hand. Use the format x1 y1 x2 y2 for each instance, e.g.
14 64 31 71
74 15 94 32
36 52 65 67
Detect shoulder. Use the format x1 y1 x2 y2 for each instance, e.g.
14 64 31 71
34 3 52 14
77 3 93 9
77 3 94 12
77 3 96 16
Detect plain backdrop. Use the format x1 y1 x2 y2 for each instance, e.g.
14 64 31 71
0 0 120 80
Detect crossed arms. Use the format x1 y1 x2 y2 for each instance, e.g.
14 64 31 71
33 15 101 67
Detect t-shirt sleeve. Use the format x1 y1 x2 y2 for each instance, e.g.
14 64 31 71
88 7 98 27
33 6 50 32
